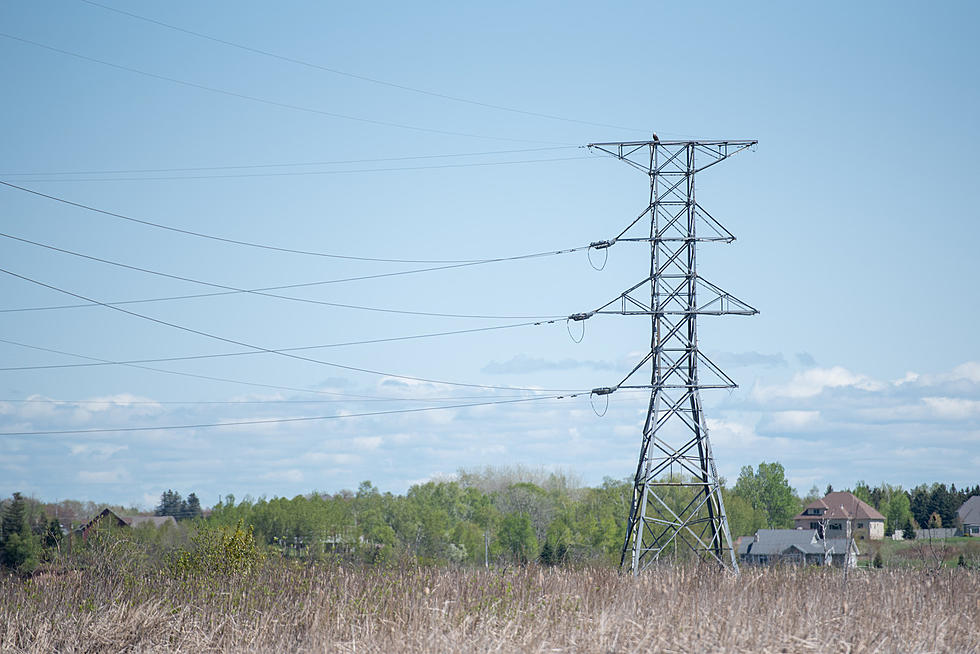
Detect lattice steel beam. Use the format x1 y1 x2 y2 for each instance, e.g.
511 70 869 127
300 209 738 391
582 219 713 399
583 138 756 575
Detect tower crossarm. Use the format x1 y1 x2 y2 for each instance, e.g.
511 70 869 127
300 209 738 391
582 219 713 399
585 137 757 575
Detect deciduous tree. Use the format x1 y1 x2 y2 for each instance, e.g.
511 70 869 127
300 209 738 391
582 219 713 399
734 462 800 529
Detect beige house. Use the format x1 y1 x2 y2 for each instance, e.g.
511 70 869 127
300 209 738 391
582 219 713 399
794 491 885 541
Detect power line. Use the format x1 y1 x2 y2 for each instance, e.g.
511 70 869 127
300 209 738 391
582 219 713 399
0 231 569 320
0 394 579 436
6 155 592 183
0 337 529 402
0 146 575 176
78 0 645 134
0 267 585 394
0 320 556 372
0 180 587 266
0 32 569 146
0 394 529 405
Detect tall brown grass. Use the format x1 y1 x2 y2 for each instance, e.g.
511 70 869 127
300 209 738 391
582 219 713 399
2 562 977 653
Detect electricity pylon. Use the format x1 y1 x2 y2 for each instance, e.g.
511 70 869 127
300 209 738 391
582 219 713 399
578 138 756 575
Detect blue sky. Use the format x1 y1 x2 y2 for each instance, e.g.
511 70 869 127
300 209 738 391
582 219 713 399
1 1 978 508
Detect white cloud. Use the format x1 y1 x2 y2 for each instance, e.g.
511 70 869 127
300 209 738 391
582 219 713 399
308 452 359 465
77 469 128 483
352 436 383 450
260 469 304 483
751 366 885 400
69 443 128 459
893 371 919 386
922 397 980 420
767 410 820 430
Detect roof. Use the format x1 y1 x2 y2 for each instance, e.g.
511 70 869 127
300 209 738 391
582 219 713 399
957 496 980 526
739 529 859 557
795 491 885 521
77 508 177 532
125 515 177 528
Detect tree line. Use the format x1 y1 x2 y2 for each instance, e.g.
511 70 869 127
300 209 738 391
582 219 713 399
2 466 978 573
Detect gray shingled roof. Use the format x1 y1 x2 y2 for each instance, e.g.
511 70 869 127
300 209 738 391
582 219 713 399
958 496 980 526
740 529 858 556
125 515 177 528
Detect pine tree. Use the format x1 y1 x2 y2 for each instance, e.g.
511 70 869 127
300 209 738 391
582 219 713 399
539 541 554 566
185 493 203 520
0 493 39 573
155 490 184 518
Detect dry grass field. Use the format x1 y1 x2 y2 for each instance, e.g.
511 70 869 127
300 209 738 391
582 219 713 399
1 562 978 653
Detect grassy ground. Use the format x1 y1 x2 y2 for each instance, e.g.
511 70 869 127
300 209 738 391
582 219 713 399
1 561 978 653
861 536 980 568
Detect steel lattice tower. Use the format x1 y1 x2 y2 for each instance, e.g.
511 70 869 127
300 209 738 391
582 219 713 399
582 138 757 575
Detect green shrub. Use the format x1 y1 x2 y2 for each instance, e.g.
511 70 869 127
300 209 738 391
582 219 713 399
172 520 263 577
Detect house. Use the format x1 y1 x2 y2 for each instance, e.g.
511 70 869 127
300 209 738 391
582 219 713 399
737 529 859 567
75 508 177 540
957 496 980 536
794 491 885 541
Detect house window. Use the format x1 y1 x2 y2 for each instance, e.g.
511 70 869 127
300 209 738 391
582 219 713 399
857 522 864 529
829 523 842 530
810 522 819 529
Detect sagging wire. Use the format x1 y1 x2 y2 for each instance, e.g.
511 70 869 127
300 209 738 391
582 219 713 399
589 386 616 417
565 311 593 343
587 239 614 271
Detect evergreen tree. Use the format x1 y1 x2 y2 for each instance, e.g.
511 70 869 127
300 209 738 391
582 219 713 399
0 493 39 573
904 517 917 540
155 490 184 518
539 541 555 566
185 493 203 520
43 517 62 549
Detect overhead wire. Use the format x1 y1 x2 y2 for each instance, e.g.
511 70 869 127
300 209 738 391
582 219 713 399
0 33 570 146
0 394 529 405
5 155 592 183
0 180 587 266
0 337 409 401
77 0 645 134
0 231 570 320
0 393 580 436
0 320 557 372
0 146 576 176
0 267 587 394
0 338 544 405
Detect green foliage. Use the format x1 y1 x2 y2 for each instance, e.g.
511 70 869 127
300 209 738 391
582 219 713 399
873 550 883 568
883 490 911 537
0 492 40 573
499 513 538 563
172 521 263 577
734 462 800 529
156 489 203 521
723 488 765 537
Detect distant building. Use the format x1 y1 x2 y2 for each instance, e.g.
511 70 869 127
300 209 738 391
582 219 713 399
913 527 957 540
957 496 980 537
794 491 885 541
75 508 177 540
737 529 858 567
